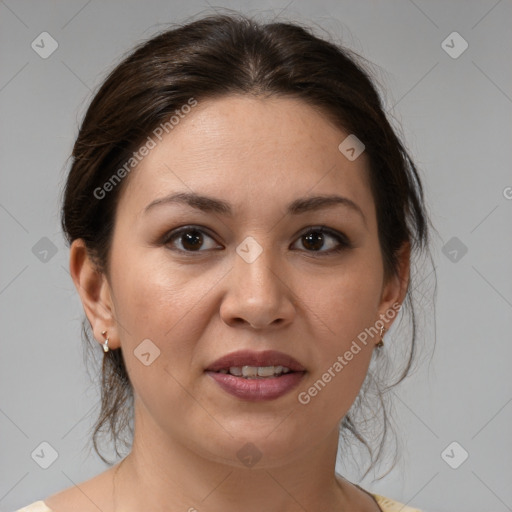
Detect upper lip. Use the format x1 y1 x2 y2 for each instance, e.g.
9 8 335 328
205 350 306 372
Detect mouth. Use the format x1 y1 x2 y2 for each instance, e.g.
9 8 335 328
204 350 306 401
205 349 306 374
212 365 295 379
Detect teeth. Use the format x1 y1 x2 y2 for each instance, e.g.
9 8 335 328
242 365 258 377
219 365 291 378
257 366 276 377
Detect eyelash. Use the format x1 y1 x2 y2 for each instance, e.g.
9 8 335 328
160 225 352 256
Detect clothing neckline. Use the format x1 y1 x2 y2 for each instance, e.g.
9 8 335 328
37 482 383 512
353 483 384 512
335 475 383 512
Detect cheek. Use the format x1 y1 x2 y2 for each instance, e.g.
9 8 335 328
304 256 383 346
298 254 382 404
110 248 221 383
296 279 377 423
111 244 204 334
110 263 206 424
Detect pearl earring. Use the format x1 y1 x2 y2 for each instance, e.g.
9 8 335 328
101 330 109 353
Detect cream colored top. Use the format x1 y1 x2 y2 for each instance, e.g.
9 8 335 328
15 503 52 512
15 494 424 511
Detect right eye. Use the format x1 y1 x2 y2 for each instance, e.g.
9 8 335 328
162 226 222 253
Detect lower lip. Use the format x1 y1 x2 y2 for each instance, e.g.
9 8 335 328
205 371 306 401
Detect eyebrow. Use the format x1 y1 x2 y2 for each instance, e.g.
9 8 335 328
143 191 366 225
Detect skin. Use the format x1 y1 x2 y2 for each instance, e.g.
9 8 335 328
47 95 410 512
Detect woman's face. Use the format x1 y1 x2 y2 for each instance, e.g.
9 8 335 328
79 95 408 467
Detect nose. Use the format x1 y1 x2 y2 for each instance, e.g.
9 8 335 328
219 241 296 330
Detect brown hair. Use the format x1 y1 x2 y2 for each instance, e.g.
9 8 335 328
60 11 434 479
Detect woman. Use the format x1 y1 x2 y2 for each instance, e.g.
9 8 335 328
17 12 432 512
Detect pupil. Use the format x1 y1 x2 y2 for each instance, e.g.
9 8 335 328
303 232 323 251
182 230 203 251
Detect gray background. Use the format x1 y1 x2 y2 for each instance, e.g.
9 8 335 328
1 1 511 511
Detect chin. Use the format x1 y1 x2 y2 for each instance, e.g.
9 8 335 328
198 425 312 469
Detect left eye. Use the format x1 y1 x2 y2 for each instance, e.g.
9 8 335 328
162 226 350 255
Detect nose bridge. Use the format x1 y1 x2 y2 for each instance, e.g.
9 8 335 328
221 234 294 328
235 234 281 298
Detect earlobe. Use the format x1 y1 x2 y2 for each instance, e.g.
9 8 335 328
69 239 119 349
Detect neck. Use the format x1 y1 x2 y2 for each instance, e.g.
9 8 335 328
112 404 355 512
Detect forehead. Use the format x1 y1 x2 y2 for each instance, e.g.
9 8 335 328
117 95 374 222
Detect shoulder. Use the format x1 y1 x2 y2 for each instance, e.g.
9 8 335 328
14 501 54 512
17 464 119 512
371 493 424 512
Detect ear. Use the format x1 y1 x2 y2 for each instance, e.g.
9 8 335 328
69 239 120 350
377 241 411 330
